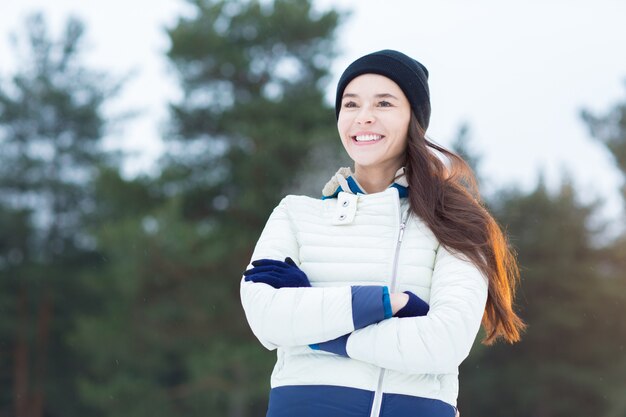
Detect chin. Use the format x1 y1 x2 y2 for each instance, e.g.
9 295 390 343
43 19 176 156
351 158 384 168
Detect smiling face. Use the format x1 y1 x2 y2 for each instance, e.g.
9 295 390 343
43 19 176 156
337 73 411 175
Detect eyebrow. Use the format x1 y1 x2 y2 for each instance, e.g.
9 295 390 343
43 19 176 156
342 93 400 100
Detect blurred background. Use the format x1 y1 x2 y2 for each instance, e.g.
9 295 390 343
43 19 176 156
0 0 625 416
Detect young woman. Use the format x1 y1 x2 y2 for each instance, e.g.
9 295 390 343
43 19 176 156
240 49 525 417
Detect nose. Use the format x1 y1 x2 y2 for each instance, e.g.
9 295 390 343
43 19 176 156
355 104 375 125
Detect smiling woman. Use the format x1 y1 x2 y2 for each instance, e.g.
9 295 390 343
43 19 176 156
337 74 412 193
240 49 525 417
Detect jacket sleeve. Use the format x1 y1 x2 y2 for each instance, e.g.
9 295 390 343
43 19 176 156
345 244 489 374
240 197 391 351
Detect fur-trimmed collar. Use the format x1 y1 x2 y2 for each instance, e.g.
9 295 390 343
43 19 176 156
321 167 409 199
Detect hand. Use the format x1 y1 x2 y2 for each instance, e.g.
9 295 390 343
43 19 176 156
243 257 311 289
393 291 429 318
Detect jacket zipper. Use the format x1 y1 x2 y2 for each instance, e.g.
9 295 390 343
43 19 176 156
368 198 410 417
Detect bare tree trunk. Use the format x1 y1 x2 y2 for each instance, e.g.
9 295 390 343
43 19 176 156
14 284 30 417
31 289 52 417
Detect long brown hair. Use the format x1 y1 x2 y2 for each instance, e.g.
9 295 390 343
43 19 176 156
404 114 525 344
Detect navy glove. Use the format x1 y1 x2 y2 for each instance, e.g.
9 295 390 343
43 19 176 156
310 334 349 357
394 291 429 318
243 257 311 289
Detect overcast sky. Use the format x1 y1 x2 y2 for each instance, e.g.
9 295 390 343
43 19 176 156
1 0 625 226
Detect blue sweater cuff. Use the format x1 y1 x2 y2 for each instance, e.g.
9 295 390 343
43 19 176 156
309 334 349 357
382 286 392 319
351 286 386 330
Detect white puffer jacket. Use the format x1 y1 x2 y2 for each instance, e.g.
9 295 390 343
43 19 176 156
240 168 488 410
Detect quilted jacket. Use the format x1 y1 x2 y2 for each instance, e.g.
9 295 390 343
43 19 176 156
240 168 488 417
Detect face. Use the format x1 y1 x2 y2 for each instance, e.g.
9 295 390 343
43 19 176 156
337 73 411 173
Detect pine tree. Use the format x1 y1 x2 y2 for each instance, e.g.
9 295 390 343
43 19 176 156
458 177 626 416
580 86 626 417
72 1 344 416
0 13 121 417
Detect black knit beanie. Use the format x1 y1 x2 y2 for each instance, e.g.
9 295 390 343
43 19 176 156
335 49 431 130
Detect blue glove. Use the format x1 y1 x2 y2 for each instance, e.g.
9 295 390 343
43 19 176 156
310 334 349 357
243 257 311 289
394 291 429 318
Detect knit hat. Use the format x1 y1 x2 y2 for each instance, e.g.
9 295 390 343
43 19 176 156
335 49 431 130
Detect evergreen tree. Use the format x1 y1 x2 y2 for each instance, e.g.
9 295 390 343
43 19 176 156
449 122 485 194
450 122 482 179
163 0 342 217
72 1 343 416
0 13 121 417
0 205 32 413
0 13 120 258
582 86 626 201
454 88 626 416
458 178 626 416
580 86 626 417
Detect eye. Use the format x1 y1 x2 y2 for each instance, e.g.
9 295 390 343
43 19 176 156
377 100 393 107
343 100 358 108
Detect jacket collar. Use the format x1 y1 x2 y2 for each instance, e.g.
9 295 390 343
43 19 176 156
321 167 409 199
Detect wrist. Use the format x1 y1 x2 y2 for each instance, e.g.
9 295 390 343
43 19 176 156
390 292 409 315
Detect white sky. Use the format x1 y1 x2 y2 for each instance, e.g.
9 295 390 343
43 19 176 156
1 0 625 227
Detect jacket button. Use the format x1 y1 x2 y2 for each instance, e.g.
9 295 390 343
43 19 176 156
338 214 346 220
342 200 349 207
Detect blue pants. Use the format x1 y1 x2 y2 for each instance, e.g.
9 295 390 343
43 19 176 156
267 385 456 417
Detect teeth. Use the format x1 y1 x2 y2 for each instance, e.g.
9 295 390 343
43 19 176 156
354 134 383 142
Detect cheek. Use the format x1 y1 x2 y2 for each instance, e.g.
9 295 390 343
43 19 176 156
337 115 351 138
396 113 411 137
393 116 410 149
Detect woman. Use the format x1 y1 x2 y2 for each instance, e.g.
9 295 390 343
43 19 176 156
240 49 525 417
